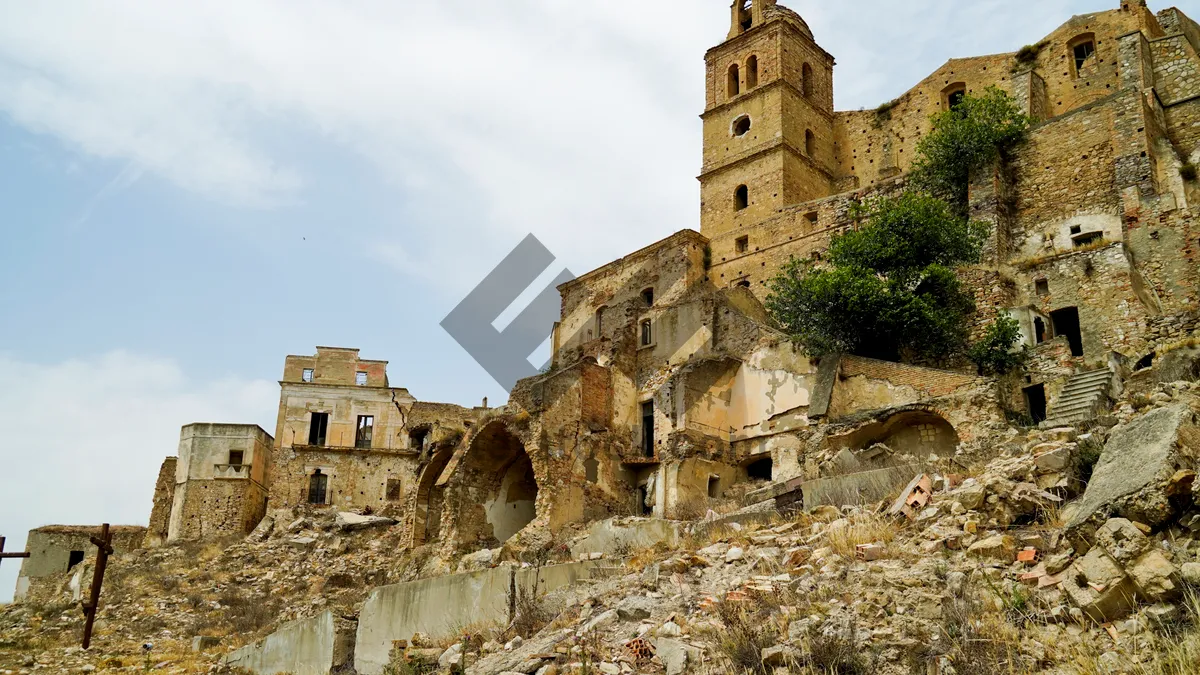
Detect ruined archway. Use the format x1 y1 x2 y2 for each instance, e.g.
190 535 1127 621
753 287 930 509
409 445 455 547
830 408 960 464
452 421 539 548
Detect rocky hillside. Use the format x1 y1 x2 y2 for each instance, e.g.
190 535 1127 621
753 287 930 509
4 381 1200 674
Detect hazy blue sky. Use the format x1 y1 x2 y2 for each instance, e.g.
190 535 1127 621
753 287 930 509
0 0 1122 600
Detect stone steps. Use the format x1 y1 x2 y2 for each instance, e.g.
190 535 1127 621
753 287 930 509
1043 369 1112 428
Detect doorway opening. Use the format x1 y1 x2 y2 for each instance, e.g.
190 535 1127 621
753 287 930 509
1024 384 1047 424
1050 307 1083 357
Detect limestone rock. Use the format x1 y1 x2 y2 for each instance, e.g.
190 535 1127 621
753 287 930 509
1094 518 1151 565
616 596 654 621
655 637 689 675
967 535 1015 561
1181 562 1200 585
1066 405 1200 548
1126 549 1181 602
334 511 397 532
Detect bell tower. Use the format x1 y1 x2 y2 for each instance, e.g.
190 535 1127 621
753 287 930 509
699 0 836 238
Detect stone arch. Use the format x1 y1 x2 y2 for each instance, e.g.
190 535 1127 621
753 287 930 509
409 445 455 547
830 407 960 462
448 421 540 549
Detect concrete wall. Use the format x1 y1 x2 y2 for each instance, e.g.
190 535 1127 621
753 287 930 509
222 610 355 675
355 561 598 675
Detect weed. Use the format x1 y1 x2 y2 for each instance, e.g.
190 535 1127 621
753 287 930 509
1181 163 1198 182
824 513 902 560
711 598 782 673
509 569 553 640
935 593 1025 675
1077 434 1104 486
799 624 873 674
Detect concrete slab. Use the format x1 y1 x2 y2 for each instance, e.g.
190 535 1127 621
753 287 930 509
222 610 355 675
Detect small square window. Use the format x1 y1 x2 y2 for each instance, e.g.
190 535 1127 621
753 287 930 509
228 450 244 466
1035 279 1049 296
302 368 314 382
386 479 402 502
355 371 368 386
736 236 749 253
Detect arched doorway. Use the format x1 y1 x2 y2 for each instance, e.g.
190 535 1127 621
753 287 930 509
833 409 960 463
455 422 539 547
410 446 455 547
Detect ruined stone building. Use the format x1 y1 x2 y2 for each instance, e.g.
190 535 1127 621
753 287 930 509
14 0 1200 598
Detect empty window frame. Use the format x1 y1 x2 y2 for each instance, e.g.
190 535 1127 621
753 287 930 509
308 469 329 505
409 427 430 453
641 287 654 306
746 55 759 89
727 63 740 98
802 63 814 98
355 415 374 449
355 371 368 386
805 129 816 156
1071 35 1096 75
739 0 753 32
734 185 749 211
640 319 653 346
736 235 749 253
1035 279 1050 296
68 550 85 571
385 478 402 502
641 400 655 456
944 83 967 110
302 368 314 382
308 412 329 446
228 450 245 466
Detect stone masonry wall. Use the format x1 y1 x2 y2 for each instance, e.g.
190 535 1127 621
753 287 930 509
143 456 176 548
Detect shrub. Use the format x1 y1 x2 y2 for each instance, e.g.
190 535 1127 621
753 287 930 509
911 87 1030 214
1014 41 1046 67
800 624 873 675
509 573 552 639
1078 435 1104 486
1181 163 1198 182
713 599 781 674
968 315 1028 376
766 192 984 362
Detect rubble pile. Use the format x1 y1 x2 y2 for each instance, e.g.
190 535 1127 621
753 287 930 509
2 381 1199 674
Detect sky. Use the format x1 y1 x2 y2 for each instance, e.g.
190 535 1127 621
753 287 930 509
0 0 1128 601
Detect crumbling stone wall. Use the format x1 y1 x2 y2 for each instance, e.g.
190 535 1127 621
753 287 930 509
15 526 145 603
168 423 274 543
143 456 176 548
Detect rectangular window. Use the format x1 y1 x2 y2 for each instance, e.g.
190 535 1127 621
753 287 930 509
1035 279 1049 296
308 470 328 504
68 550 85 571
308 412 329 446
355 371 368 386
641 400 655 457
356 415 374 449
640 319 653 346
1074 41 1095 72
386 478 402 502
228 450 244 466
302 368 314 382
736 236 749 253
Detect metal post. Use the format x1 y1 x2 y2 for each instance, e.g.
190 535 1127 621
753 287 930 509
0 536 32 569
82 523 113 650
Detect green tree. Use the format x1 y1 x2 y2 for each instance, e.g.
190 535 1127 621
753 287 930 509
766 193 985 362
967 314 1028 375
911 87 1029 213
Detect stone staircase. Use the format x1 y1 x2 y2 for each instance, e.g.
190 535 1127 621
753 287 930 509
1043 369 1113 427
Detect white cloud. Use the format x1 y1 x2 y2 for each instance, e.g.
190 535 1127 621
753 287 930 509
0 351 276 603
0 0 1096 284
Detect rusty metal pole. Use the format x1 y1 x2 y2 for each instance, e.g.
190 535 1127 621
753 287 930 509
0 536 32 570
81 523 113 650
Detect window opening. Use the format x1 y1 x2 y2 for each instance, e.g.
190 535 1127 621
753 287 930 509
640 319 653 347
736 236 749 253
308 469 328 505
948 89 966 109
736 279 751 289
228 450 244 466
1074 40 1096 72
727 64 740 98
302 368 314 382
68 550 85 571
409 427 430 454
641 401 655 457
1035 279 1049 296
308 412 329 446
641 288 654 306
745 457 773 481
355 371 368 386
386 478 402 501
802 63 814 98
356 415 374 449
594 306 605 338
637 485 652 515
708 475 721 499
804 211 818 226
1024 384 1047 424
735 185 749 210
746 55 759 88
805 129 816 156
1050 307 1084 357
733 115 751 136
1072 232 1102 247
739 0 753 32
1034 316 1047 344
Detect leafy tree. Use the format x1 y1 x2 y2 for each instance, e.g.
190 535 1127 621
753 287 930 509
968 314 1028 375
766 193 984 361
911 87 1029 213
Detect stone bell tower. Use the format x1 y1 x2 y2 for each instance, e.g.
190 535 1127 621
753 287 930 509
699 0 837 238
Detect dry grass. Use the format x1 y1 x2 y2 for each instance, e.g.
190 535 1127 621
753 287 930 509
824 513 903 560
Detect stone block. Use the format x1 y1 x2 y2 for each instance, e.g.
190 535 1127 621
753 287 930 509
967 535 1015 561
1066 405 1199 549
1126 549 1181 602
1062 548 1139 622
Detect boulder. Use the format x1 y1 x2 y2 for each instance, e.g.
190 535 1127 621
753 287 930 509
616 596 654 621
966 535 1015 561
655 638 690 675
335 511 397 532
1094 518 1151 566
1065 405 1200 549
1182 562 1200 585
1062 548 1139 621
1126 549 1181 602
